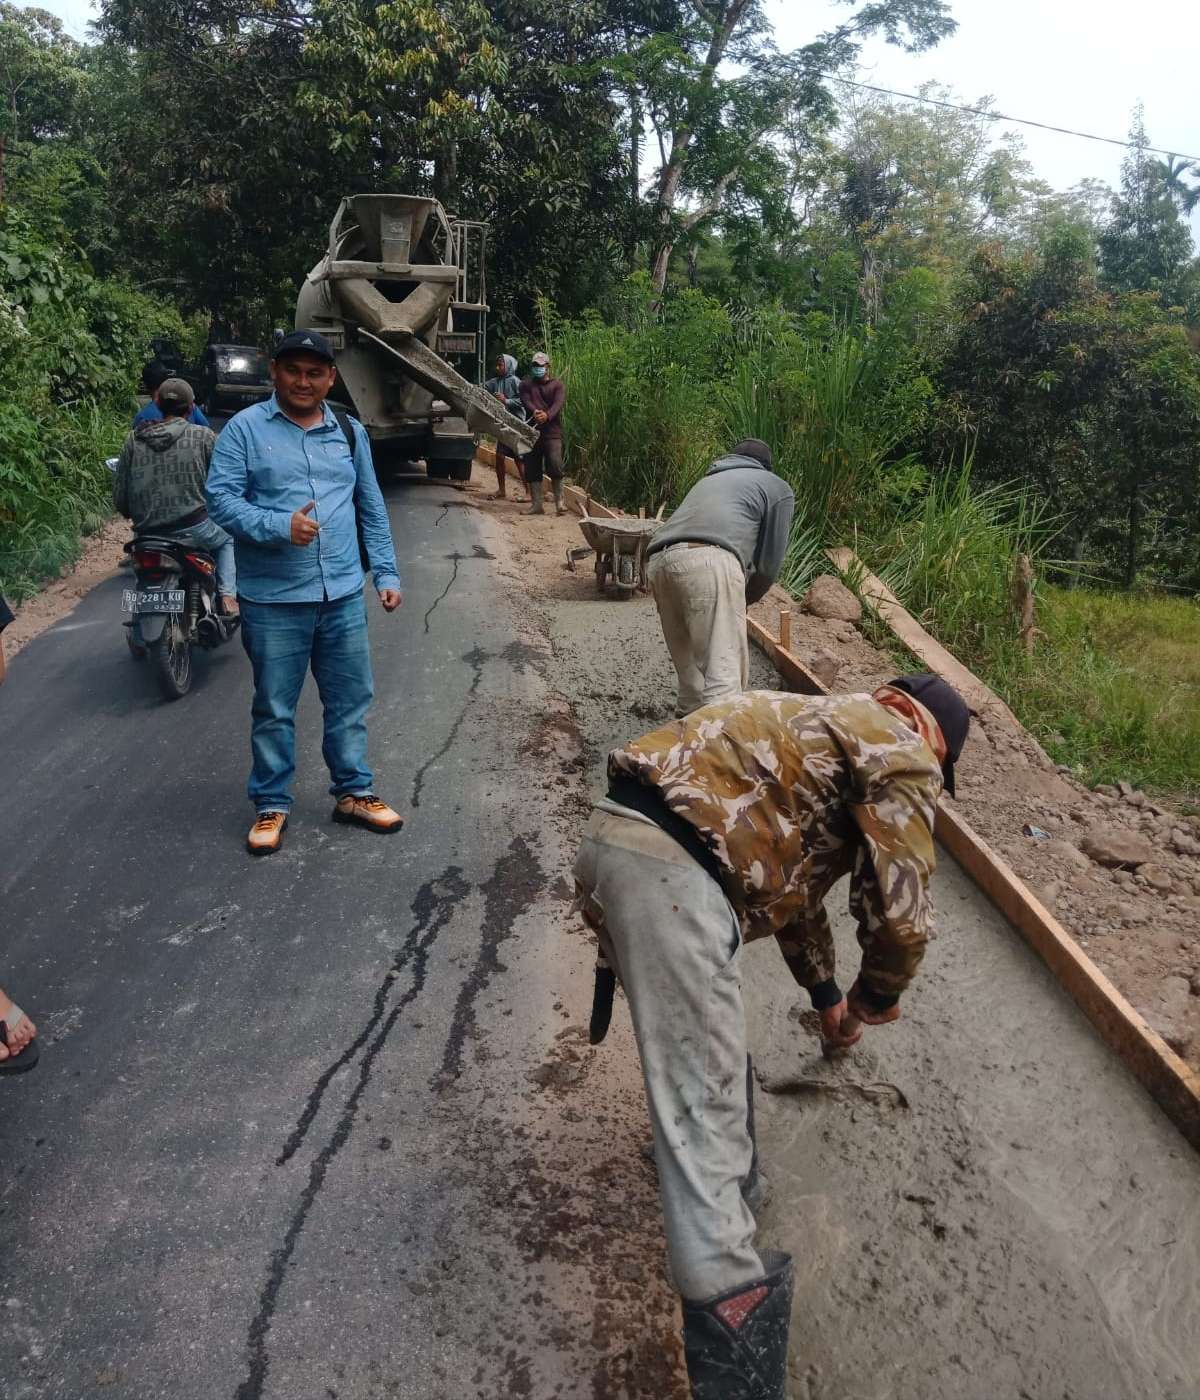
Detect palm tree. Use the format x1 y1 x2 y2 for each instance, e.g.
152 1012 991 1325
1155 155 1200 215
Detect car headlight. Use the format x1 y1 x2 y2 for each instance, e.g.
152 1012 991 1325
225 356 249 373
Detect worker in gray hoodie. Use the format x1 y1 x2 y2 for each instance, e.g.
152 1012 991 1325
645 439 794 716
483 353 527 501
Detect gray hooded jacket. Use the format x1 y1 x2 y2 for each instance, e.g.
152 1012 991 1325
483 354 526 419
646 453 796 604
113 417 217 534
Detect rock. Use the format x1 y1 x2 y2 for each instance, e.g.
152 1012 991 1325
1136 863 1174 894
1171 827 1200 856
807 647 843 689
1093 783 1117 798
1079 827 1158 869
1188 972 1200 997
801 575 862 623
1039 838 1091 870
1117 780 1135 799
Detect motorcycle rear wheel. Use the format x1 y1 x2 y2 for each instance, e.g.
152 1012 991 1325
149 618 192 699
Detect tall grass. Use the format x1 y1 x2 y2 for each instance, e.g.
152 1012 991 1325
550 287 1197 799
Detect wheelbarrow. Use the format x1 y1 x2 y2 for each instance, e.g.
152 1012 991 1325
575 515 663 596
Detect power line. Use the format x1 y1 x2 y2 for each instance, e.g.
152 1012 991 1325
819 74 1200 166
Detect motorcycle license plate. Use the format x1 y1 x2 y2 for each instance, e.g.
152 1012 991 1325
123 588 186 614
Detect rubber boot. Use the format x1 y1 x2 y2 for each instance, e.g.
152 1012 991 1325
681 1250 793 1400
552 478 566 516
740 1055 770 1215
525 481 545 515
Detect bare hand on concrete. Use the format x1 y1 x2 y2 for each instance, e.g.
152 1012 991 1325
291 500 320 546
847 978 901 1027
819 997 863 1049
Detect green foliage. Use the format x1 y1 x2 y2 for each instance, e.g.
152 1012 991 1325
0 208 184 597
936 228 1200 587
994 587 1200 800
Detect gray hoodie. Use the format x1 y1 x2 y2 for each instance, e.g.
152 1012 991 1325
113 416 217 534
646 453 796 604
483 354 526 419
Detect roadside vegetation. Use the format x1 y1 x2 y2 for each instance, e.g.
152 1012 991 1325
1 0 1198 795
548 269 1200 801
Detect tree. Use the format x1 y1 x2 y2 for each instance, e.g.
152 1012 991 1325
1156 154 1200 217
938 228 1200 586
0 4 88 203
635 0 956 293
1098 107 1198 318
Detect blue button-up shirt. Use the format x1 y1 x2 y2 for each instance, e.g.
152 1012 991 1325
206 395 401 604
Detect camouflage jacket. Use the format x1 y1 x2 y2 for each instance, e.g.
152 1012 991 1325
607 690 942 1003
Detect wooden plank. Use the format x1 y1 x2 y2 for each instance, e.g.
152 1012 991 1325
825 546 1017 723
747 616 824 696
748 615 1200 1152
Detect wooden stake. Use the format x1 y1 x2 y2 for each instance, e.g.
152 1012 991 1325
778 608 792 652
1013 553 1037 655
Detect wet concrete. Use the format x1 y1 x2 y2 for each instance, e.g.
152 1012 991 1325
520 509 1200 1400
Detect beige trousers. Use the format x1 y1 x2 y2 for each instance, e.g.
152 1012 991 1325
647 545 749 717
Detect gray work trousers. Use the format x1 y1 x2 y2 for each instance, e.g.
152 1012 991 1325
573 800 764 1301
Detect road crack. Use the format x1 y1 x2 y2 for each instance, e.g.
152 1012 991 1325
410 645 488 809
235 866 470 1400
423 550 465 634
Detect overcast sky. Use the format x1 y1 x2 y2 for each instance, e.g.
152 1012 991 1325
769 0 1200 240
20 0 1200 242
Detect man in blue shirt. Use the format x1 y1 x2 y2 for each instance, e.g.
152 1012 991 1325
134 360 211 428
207 329 404 856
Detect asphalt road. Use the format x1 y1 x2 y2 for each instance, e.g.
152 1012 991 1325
0 481 675 1399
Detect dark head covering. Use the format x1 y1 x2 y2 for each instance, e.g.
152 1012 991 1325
888 673 970 796
731 438 773 470
272 328 336 364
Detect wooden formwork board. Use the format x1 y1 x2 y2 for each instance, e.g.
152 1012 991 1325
748 612 1200 1151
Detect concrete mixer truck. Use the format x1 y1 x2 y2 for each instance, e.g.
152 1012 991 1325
295 194 537 480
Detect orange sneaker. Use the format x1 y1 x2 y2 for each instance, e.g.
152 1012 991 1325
332 794 404 833
247 810 288 856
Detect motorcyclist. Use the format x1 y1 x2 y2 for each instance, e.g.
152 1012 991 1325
113 378 237 615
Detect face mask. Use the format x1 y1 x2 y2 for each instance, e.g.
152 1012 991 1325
532 366 547 380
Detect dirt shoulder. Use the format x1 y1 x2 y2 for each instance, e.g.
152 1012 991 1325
3 518 127 660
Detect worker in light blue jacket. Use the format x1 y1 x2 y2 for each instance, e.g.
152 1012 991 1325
483 353 527 501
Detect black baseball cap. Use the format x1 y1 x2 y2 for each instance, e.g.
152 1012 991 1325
732 438 773 469
888 673 970 796
271 329 336 363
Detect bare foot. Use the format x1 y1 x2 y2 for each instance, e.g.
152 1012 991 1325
0 988 37 1061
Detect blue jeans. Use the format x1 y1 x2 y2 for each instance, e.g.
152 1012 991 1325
238 590 374 813
169 517 237 599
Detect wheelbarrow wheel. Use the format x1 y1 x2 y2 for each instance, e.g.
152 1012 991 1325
595 559 609 593
617 554 636 588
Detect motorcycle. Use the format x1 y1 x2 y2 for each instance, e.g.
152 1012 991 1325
106 454 239 699
121 537 239 700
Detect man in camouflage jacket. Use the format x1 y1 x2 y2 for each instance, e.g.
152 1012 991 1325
573 677 969 1399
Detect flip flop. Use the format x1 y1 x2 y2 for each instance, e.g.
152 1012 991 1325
0 1005 40 1075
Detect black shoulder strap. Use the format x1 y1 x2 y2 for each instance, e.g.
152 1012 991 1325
333 410 356 456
